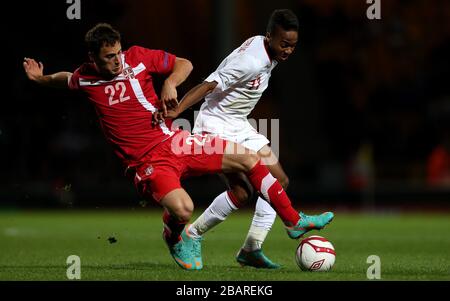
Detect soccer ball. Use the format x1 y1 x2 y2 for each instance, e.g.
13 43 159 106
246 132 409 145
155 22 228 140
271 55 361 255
295 235 335 271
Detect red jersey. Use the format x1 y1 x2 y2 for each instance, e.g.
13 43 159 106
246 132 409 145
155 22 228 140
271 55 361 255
427 145 450 186
68 46 177 166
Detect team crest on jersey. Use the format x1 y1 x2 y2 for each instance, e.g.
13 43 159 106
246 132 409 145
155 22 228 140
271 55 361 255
144 165 154 176
123 67 135 79
248 75 261 90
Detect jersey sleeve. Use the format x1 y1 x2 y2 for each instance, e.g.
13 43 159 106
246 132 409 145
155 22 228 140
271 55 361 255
68 68 81 90
205 54 258 91
129 46 176 75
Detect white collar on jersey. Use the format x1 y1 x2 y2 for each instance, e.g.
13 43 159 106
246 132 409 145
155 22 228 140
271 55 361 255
79 54 146 86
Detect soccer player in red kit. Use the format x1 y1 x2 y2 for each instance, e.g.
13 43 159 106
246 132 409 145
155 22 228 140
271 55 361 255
23 23 334 270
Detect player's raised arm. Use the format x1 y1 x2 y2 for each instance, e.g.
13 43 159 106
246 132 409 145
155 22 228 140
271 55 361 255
178 80 218 114
160 57 193 115
153 80 217 123
23 57 72 89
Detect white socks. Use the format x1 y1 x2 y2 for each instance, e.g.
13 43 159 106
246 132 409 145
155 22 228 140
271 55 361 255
242 197 277 251
189 191 277 252
189 191 237 239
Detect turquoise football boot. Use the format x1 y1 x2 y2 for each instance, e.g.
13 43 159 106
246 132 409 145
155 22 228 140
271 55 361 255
163 228 197 270
181 225 203 270
236 248 281 269
286 211 334 239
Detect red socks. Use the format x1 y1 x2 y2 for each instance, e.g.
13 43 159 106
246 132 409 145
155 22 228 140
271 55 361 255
246 161 300 227
162 209 186 245
226 190 243 208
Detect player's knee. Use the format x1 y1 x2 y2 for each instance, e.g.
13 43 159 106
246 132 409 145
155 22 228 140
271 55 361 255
241 153 260 172
176 209 192 223
171 203 193 223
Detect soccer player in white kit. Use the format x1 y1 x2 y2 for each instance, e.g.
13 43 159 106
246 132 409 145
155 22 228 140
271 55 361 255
155 9 299 268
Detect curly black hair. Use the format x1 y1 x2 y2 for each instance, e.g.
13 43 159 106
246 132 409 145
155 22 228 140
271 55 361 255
267 9 299 34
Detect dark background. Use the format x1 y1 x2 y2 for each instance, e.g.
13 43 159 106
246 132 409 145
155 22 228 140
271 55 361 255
2 0 450 210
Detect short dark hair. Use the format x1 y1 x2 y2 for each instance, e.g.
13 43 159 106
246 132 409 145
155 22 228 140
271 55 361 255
85 23 121 54
267 9 299 34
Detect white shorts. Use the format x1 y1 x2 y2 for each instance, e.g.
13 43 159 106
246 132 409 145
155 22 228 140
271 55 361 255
192 113 269 152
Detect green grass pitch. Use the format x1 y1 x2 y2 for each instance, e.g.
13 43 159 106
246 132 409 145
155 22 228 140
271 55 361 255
0 209 449 280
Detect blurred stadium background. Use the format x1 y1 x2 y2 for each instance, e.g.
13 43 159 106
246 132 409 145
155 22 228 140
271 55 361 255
2 0 450 211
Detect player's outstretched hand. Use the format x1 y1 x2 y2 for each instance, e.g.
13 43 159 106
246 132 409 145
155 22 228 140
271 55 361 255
23 58 44 82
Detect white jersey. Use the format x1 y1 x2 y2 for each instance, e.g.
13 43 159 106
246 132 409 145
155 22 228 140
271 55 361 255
194 36 277 133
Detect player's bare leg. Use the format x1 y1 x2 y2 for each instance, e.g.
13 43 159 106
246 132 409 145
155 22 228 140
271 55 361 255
187 172 250 238
160 188 202 270
186 145 260 245
187 140 332 232
220 142 297 224
221 141 334 236
190 141 332 256
187 143 263 247
187 149 284 268
237 145 286 269
161 188 193 246
187 140 333 269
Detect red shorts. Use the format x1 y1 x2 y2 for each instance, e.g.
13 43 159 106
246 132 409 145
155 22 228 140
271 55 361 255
132 130 227 203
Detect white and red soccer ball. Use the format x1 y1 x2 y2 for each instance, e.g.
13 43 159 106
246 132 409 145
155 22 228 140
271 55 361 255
296 235 336 271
